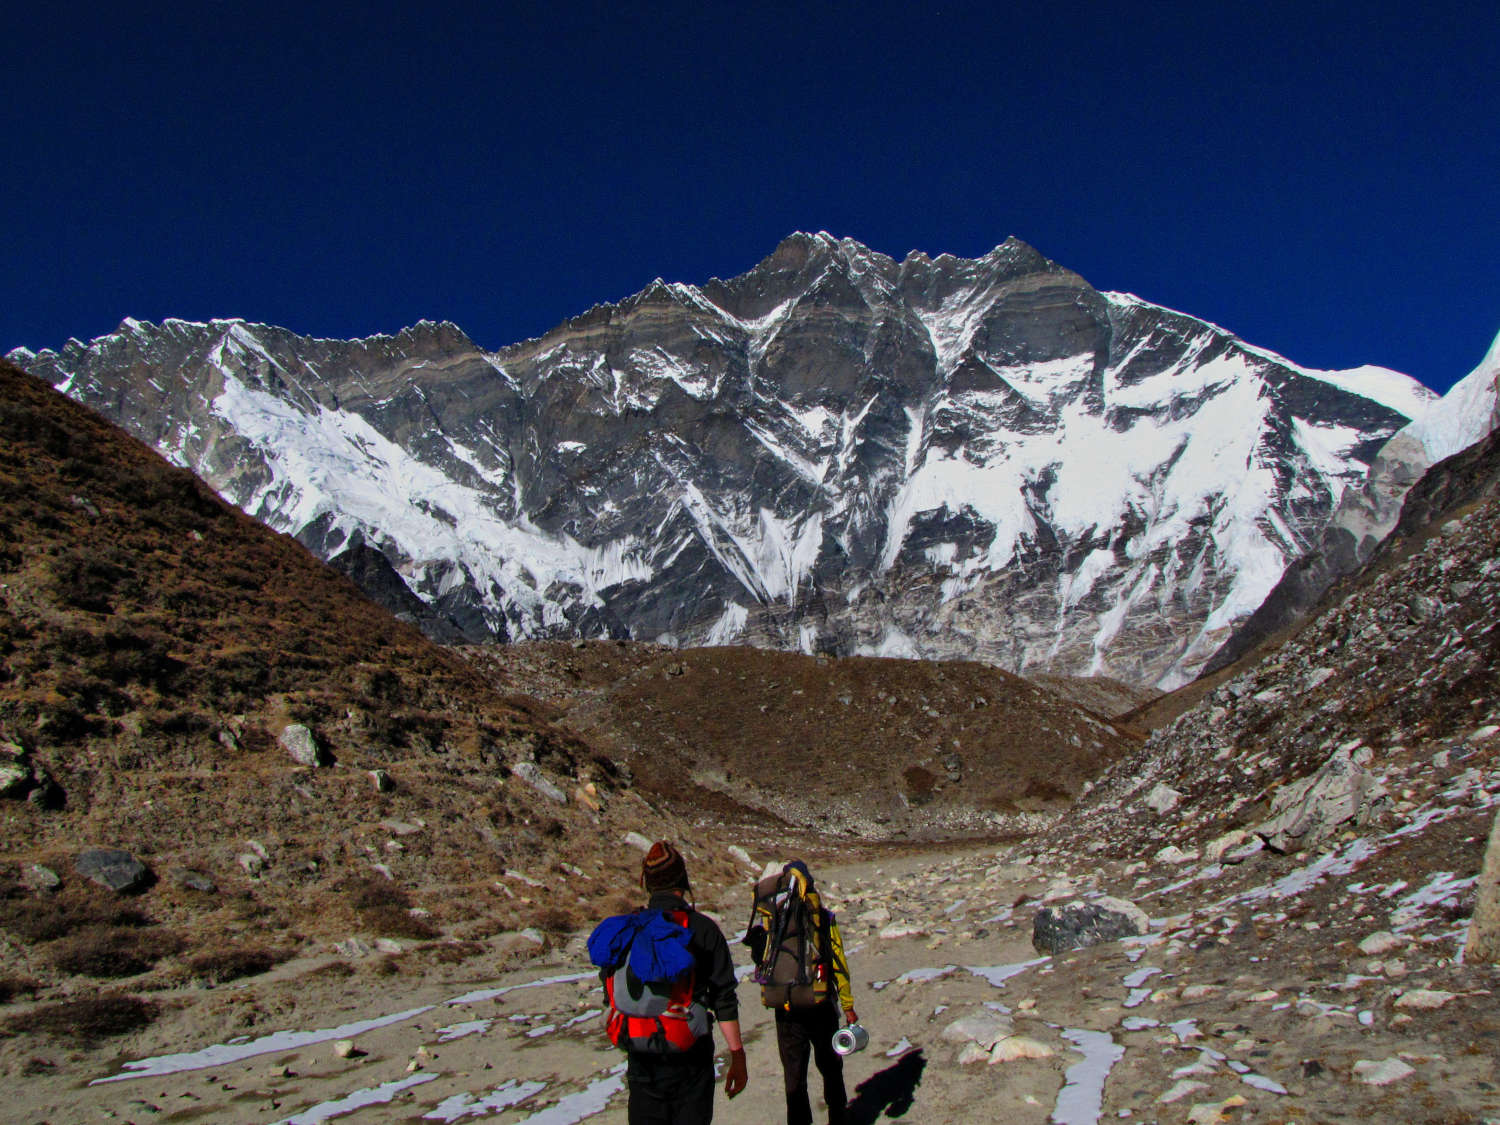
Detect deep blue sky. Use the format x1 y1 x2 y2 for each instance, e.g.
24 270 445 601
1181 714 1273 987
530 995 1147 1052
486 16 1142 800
3 2 1495 394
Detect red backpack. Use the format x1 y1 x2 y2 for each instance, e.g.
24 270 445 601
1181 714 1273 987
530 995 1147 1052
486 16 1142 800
603 909 710 1054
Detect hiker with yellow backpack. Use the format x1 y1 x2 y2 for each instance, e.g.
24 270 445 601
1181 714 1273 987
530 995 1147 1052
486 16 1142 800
744 860 858 1125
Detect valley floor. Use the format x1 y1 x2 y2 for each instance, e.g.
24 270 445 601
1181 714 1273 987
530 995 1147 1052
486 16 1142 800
10 816 1499 1125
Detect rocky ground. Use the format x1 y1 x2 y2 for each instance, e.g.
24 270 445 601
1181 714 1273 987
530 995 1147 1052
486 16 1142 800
4 356 1500 1122
5 777 1497 1125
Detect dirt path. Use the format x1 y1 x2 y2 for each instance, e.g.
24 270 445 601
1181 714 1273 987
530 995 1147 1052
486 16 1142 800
19 843 1066 1124
16 826 1500 1124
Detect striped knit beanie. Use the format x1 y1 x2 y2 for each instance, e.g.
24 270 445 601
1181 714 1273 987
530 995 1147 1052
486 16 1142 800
641 840 690 893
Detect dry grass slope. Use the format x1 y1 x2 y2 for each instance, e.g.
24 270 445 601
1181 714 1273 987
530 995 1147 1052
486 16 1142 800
0 361 732 1034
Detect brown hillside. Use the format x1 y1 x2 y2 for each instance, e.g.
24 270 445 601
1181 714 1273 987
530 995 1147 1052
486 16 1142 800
465 641 1141 841
0 361 736 997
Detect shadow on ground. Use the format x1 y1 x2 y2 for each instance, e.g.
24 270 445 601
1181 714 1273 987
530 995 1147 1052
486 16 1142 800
846 1048 925 1122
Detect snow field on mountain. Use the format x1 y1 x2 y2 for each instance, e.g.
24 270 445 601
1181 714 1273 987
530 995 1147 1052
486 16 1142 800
1401 327 1500 463
211 371 657 634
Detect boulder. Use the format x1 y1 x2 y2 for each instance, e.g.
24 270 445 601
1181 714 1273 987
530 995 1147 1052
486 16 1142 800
1357 931 1405 956
1144 783 1182 814
0 758 31 797
168 867 217 893
989 1036 1055 1062
1465 808 1500 963
1253 748 1389 853
1032 896 1150 955
511 761 567 804
1203 830 1248 863
370 769 396 793
1393 988 1454 1010
1352 1058 1414 1086
955 1042 991 1065
940 1010 1014 1048
22 864 61 892
280 724 330 767
75 848 152 893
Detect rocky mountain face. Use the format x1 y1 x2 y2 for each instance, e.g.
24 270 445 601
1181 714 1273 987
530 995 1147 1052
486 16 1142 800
9 233 1431 688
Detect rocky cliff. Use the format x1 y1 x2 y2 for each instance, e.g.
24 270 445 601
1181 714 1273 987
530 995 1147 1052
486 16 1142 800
10 234 1429 688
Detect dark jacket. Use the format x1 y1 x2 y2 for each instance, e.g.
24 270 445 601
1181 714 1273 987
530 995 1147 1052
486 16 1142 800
632 891 740 1025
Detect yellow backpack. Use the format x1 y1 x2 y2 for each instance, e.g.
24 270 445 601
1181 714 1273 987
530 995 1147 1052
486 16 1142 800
749 867 830 1009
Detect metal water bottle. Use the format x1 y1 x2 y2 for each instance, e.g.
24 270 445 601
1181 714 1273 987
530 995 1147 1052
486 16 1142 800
832 1023 869 1056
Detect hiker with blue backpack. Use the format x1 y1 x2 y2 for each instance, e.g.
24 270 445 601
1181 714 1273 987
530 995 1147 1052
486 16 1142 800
588 840 748 1123
745 859 858 1125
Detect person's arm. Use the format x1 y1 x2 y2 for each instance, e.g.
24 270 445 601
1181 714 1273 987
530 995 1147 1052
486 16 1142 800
825 912 857 1023
720 1018 747 1097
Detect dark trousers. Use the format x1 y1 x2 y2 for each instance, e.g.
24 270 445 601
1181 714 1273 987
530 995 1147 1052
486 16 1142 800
775 1003 847 1125
627 1048 716 1125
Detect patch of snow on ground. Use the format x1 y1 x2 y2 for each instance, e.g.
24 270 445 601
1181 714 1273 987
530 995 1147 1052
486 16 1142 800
1052 1028 1125 1125
965 957 1050 988
509 1064 626 1124
424 1079 547 1122
270 1073 439 1124
93 1004 438 1083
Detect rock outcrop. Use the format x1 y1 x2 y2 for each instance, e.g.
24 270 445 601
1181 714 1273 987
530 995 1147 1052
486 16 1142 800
1031 895 1148 954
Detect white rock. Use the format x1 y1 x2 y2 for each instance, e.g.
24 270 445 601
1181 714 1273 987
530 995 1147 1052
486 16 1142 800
623 832 653 852
1358 931 1405 956
333 1039 360 1059
727 845 755 869
858 907 892 927
510 761 567 804
955 1041 991 1065
940 1011 1013 1048
1154 845 1196 865
1187 1096 1247 1124
280 723 329 767
989 1036 1054 1062
1158 1080 1212 1104
1353 1057 1415 1085
1393 988 1455 1010
1145 783 1182 815
335 937 374 958
1203 831 1247 863
878 923 928 940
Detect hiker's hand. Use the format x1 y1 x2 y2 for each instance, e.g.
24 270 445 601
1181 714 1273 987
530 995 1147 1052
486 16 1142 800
844 1008 858 1026
724 1049 748 1097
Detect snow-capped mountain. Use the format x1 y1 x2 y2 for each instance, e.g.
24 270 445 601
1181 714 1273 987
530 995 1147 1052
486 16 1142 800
9 233 1433 688
1205 325 1500 673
